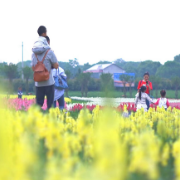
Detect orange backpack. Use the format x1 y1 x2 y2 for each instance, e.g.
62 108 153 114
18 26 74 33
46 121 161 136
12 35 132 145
33 50 50 82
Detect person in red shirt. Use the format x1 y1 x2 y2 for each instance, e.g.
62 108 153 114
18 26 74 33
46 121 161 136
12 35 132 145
137 72 153 110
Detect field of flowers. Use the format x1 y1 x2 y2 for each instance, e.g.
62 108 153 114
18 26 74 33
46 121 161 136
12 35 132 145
0 95 71 111
1 95 180 180
1 101 180 180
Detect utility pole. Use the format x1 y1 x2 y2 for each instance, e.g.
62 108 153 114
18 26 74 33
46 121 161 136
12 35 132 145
22 42 24 79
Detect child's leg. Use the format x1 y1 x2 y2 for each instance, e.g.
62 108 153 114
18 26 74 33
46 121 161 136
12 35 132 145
53 101 57 108
57 94 64 110
146 99 150 110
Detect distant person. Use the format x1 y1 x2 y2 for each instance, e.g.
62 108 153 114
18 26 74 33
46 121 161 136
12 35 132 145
137 72 153 110
31 26 59 110
18 87 23 99
155 90 170 110
45 36 65 110
135 86 154 112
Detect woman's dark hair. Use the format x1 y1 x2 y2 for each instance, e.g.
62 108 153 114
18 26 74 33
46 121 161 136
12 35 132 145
160 90 166 97
45 36 50 42
144 72 149 76
37 26 47 36
139 86 146 100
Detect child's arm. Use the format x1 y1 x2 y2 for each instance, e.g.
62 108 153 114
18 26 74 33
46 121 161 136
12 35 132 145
166 99 170 107
154 98 160 106
146 94 154 104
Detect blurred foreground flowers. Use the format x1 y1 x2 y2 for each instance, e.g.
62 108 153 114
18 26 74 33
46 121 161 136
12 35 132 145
0 103 180 180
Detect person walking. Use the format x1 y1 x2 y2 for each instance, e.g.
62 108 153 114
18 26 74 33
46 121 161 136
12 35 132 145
137 72 153 110
18 87 23 99
31 26 59 110
135 86 154 112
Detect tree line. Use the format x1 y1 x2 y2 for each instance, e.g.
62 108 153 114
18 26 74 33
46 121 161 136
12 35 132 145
0 54 180 97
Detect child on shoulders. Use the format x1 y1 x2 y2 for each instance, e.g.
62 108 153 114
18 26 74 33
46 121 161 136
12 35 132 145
135 85 154 112
155 90 170 110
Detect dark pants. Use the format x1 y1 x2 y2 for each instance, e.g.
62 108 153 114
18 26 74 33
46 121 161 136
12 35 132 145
18 95 22 99
36 85 54 109
146 94 150 110
53 94 64 110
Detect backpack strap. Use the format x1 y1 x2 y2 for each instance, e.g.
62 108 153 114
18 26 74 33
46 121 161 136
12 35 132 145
35 49 50 63
35 54 39 62
42 49 50 63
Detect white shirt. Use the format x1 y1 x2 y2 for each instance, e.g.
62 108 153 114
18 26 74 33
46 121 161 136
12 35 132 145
135 92 153 111
52 67 66 101
158 98 167 108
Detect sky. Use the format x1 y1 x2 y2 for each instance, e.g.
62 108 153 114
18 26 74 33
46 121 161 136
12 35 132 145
0 0 180 65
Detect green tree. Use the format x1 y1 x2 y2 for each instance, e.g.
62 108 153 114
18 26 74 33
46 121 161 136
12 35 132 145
171 76 180 99
22 66 33 94
156 61 180 79
64 70 71 97
82 63 92 71
2 63 18 83
127 75 135 98
150 75 161 98
77 73 91 97
100 73 113 96
120 61 140 75
137 60 162 77
69 58 79 68
174 54 180 63
119 74 131 97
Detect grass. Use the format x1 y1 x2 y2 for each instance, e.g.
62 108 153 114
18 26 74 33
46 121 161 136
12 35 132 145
70 99 90 104
3 90 178 99
67 90 178 99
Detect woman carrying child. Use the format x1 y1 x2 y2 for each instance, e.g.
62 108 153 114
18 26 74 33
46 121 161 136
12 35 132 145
154 90 170 110
135 85 154 112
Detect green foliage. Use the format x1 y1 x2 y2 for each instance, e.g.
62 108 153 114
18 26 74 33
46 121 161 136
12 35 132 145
137 60 162 77
156 61 180 79
118 61 140 75
69 58 79 68
23 66 33 80
119 74 131 97
171 76 180 99
22 66 33 94
100 73 113 96
174 54 180 63
77 73 91 97
2 63 18 82
150 76 162 98
82 63 92 71
64 70 71 97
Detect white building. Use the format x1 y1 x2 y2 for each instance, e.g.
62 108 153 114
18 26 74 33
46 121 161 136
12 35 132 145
83 63 125 79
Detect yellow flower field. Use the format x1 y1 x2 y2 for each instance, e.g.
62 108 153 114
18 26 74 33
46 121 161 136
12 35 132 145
0 105 180 180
